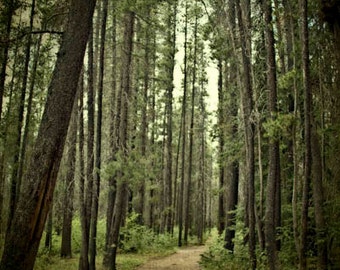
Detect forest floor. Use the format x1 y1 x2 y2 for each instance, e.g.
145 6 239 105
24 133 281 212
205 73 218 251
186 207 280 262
136 245 206 270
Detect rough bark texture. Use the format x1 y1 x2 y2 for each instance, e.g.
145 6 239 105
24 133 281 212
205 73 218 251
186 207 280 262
263 0 280 268
104 1 117 265
235 0 256 267
0 0 96 269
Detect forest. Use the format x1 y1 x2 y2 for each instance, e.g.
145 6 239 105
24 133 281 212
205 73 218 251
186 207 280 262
0 0 339 269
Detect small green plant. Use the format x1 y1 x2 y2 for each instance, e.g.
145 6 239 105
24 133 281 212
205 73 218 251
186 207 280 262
120 212 177 254
199 229 250 270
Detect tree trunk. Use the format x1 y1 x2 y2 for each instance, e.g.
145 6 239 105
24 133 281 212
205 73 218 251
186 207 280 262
104 2 117 265
184 0 198 245
0 0 17 119
0 1 95 268
79 27 95 270
178 0 188 247
300 0 311 268
162 1 177 233
44 208 53 251
89 0 107 268
263 0 281 268
60 94 78 258
105 9 135 270
311 128 327 270
235 0 256 267
217 60 225 236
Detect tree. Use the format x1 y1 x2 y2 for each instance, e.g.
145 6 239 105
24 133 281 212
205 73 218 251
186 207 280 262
60 93 78 258
263 0 281 268
105 6 135 269
0 0 96 268
162 0 177 233
178 0 188 247
184 0 198 245
89 0 107 268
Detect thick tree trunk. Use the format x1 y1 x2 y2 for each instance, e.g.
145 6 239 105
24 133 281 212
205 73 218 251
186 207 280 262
104 1 117 265
235 0 256 267
0 1 95 268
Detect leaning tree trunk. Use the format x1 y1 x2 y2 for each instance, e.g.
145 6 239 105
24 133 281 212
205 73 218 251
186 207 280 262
0 0 96 269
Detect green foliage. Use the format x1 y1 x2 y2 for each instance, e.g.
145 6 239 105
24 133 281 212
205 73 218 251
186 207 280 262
199 229 250 270
263 113 296 140
120 212 178 254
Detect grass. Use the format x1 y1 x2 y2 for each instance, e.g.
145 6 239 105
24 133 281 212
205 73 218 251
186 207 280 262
34 253 149 270
34 215 179 270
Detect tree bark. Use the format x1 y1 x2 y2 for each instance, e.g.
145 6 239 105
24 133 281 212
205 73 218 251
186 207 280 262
263 0 281 268
0 1 96 269
89 0 107 268
60 93 78 258
300 0 311 268
178 0 188 247
0 0 17 119
217 60 225 236
104 1 118 265
311 128 327 270
105 8 135 270
235 0 256 266
184 0 198 245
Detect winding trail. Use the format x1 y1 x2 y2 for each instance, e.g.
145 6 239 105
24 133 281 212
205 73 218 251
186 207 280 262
136 245 206 270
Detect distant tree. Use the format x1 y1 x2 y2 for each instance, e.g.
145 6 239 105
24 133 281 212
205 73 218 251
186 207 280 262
178 0 188 247
60 93 78 258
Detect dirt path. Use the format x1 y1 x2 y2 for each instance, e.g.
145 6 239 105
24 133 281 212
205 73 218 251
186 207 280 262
136 245 206 270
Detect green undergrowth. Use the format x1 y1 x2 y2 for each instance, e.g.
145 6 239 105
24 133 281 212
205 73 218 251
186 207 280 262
34 213 178 269
199 228 310 270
